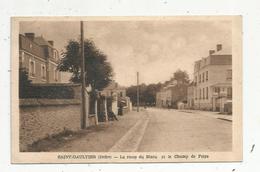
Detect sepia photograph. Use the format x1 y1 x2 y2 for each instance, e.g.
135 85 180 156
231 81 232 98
11 16 242 163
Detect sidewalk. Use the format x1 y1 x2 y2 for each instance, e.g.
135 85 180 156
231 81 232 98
178 109 232 122
43 109 146 152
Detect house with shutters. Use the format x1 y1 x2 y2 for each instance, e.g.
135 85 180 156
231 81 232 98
189 44 232 113
19 33 61 83
156 79 188 109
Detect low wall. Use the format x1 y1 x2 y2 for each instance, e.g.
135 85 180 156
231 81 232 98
19 98 97 151
193 102 213 111
19 99 81 151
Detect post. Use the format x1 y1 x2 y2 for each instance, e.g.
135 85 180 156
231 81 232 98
137 72 139 112
104 97 108 122
80 21 87 129
95 100 99 125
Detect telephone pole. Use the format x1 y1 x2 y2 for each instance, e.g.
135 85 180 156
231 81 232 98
80 21 87 129
137 72 139 112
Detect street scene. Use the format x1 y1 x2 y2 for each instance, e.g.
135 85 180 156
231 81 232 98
17 18 233 153
45 108 232 152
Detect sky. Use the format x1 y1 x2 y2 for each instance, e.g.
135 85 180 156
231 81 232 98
20 19 232 86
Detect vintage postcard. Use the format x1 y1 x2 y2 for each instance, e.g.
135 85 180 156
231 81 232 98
11 16 242 163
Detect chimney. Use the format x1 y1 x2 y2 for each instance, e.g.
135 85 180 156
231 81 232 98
25 33 35 40
209 50 215 55
48 40 54 46
217 44 222 51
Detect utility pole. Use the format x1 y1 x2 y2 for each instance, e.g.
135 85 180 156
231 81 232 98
80 21 87 129
137 72 139 112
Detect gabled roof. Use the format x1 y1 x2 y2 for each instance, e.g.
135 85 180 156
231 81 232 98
34 36 53 47
19 34 46 59
212 47 232 55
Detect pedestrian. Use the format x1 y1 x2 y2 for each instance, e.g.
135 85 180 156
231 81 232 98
108 107 118 121
118 103 123 115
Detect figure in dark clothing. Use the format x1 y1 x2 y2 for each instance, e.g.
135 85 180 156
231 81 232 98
118 103 123 116
108 107 118 121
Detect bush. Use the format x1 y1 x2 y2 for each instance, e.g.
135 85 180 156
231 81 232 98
19 68 76 99
20 85 75 99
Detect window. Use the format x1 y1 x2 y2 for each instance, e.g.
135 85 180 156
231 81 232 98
199 89 201 99
41 64 46 79
21 51 25 62
203 88 205 99
54 68 59 81
206 71 208 81
227 87 232 98
195 89 197 100
195 76 197 85
120 92 123 97
202 73 204 82
29 43 32 49
227 69 232 80
199 74 201 83
215 87 220 93
53 50 58 60
206 87 208 99
29 59 35 77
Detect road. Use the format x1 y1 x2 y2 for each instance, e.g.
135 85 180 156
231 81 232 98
137 108 232 152
49 108 232 152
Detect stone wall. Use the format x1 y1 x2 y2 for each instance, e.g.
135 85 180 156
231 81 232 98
19 85 98 151
19 99 82 151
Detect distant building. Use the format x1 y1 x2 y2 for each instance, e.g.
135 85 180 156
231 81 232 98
100 81 131 116
19 33 61 83
100 80 126 98
192 44 232 112
156 80 188 109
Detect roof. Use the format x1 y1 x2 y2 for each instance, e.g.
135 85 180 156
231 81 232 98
188 81 195 86
103 81 125 90
19 34 46 59
164 85 175 89
212 47 232 55
34 36 53 47
210 83 232 87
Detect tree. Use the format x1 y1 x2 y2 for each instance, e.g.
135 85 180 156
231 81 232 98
58 39 113 91
173 69 190 84
169 69 190 107
126 82 162 106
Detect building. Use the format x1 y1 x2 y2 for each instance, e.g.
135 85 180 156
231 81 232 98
192 44 232 113
19 33 61 83
156 80 188 109
99 81 131 119
156 86 172 108
100 81 126 115
100 80 126 98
